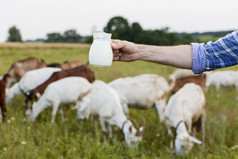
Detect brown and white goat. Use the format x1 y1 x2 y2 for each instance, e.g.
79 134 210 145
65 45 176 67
26 65 95 112
170 74 206 95
6 57 46 87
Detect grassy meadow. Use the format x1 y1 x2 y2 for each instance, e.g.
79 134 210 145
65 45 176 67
0 44 238 158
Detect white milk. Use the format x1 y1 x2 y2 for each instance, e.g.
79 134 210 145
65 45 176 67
89 32 113 67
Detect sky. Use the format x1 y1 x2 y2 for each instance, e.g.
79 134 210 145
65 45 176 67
0 0 238 42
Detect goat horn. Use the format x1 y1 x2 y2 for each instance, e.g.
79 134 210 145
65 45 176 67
128 117 140 129
128 117 141 136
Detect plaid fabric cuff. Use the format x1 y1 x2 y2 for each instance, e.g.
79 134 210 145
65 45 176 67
191 43 206 74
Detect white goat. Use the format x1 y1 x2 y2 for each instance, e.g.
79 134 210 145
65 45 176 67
206 70 238 91
164 83 205 156
75 80 145 147
30 77 91 123
109 74 171 123
169 69 194 83
5 67 61 103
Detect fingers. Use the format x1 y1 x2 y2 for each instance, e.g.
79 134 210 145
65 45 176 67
113 53 137 62
113 49 120 54
111 39 138 62
111 39 127 50
113 52 122 61
113 56 120 61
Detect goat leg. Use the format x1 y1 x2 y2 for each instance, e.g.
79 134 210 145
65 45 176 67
192 126 197 137
167 125 173 149
201 117 205 146
107 125 113 139
51 101 60 123
59 107 65 122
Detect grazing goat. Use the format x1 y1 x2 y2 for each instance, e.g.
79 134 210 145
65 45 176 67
26 65 95 110
170 74 206 95
47 60 84 70
109 74 171 123
5 68 61 115
75 80 145 147
30 77 92 123
164 83 205 156
6 57 46 87
206 70 238 91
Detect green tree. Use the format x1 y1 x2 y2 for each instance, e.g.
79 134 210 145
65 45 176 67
46 33 63 42
130 22 143 42
179 33 194 44
63 29 81 43
7 26 22 42
104 16 130 40
103 16 196 45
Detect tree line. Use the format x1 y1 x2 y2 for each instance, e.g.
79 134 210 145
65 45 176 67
7 16 234 45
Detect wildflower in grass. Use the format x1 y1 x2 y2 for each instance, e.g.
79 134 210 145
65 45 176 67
7 120 11 124
3 147 7 151
11 117 15 121
21 141 26 145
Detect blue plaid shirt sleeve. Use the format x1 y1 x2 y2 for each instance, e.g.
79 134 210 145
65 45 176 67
191 30 238 74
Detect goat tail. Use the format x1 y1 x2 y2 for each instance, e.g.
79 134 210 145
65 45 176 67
159 83 174 101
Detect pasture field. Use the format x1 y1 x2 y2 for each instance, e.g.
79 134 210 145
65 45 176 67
0 44 238 159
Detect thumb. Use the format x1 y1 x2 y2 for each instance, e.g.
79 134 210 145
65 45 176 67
111 39 127 50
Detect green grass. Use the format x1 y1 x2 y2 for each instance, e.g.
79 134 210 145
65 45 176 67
0 46 238 158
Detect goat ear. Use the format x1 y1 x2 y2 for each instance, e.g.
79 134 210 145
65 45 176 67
189 136 202 144
129 126 133 133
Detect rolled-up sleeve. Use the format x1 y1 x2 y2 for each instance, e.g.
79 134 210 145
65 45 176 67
191 43 206 74
191 30 238 74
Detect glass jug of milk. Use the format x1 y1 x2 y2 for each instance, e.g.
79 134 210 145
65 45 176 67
89 31 113 66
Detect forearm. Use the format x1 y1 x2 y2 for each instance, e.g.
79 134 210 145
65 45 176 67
136 44 193 69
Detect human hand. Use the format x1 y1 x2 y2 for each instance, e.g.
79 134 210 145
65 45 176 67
111 40 140 62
